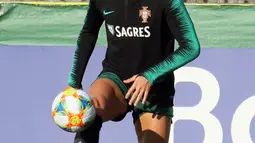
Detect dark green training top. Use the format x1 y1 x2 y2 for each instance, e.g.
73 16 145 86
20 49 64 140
68 0 200 92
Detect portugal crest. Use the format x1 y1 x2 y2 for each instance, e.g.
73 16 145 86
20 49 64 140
139 6 151 23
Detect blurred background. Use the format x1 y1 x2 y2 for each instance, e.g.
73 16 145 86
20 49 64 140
1 0 254 143
0 0 254 4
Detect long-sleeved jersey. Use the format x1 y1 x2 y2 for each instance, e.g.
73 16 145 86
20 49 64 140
68 0 200 89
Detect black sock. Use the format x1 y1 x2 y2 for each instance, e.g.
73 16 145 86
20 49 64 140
74 115 103 143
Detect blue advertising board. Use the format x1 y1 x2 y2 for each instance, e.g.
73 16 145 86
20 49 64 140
0 45 254 143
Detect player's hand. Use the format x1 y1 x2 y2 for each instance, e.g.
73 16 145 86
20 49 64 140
65 85 82 90
65 85 73 89
124 75 152 106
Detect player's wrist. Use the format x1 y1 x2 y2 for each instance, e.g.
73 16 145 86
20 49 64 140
138 72 155 85
68 79 82 89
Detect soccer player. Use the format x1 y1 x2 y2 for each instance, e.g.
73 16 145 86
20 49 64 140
68 0 200 142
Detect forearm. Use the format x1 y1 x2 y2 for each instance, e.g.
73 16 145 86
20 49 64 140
67 0 103 88
140 43 200 84
140 0 200 84
68 32 98 88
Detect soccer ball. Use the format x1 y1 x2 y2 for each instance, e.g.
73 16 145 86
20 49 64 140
51 88 96 132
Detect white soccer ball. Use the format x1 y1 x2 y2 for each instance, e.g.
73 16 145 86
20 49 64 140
51 88 96 132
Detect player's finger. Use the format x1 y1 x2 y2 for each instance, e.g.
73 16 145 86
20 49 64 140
129 89 139 105
134 89 144 106
66 85 73 90
123 75 137 83
125 84 136 99
142 89 149 104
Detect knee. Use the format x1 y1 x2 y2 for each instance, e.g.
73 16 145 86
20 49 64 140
88 91 108 113
135 120 143 143
135 114 171 143
91 94 127 115
141 130 169 143
136 132 143 143
87 83 127 121
87 91 120 118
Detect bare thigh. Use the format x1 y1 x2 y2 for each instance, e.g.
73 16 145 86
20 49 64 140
88 78 127 122
135 113 172 143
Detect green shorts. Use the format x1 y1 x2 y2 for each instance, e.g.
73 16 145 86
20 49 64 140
97 72 174 123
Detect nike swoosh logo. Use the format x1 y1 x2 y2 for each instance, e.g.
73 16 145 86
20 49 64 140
103 10 114 15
